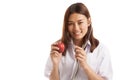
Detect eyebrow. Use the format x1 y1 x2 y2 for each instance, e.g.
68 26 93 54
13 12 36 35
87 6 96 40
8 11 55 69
68 19 84 22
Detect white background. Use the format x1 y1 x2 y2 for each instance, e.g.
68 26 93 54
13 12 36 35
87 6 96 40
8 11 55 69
0 0 120 80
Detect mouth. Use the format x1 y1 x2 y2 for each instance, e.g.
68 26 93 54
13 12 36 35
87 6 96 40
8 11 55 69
73 31 82 36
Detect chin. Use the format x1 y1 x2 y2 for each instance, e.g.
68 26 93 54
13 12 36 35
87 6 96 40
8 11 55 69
74 37 83 40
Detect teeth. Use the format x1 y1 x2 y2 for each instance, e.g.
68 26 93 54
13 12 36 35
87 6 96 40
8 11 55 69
75 32 80 34
74 32 80 35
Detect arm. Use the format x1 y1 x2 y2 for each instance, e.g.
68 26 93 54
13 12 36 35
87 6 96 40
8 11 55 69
75 46 105 80
82 63 104 80
50 65 59 80
49 42 62 80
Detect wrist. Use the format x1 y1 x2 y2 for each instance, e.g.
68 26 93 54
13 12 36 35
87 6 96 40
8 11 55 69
53 63 59 69
81 62 89 70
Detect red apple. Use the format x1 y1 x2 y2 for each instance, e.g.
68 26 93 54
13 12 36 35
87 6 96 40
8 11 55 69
57 42 65 53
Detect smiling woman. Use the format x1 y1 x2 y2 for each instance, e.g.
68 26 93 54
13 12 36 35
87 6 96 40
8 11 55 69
44 2 113 80
67 13 91 44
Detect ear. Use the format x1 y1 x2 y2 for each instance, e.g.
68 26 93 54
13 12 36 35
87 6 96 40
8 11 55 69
87 17 91 27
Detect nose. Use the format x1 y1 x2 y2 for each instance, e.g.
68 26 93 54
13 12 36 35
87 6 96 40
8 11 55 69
73 23 79 30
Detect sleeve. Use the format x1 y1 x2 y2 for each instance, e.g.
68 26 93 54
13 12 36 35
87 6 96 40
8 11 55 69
44 56 53 78
98 45 113 80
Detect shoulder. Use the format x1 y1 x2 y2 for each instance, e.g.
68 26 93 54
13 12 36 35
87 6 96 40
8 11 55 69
93 42 110 57
95 42 109 51
100 42 109 52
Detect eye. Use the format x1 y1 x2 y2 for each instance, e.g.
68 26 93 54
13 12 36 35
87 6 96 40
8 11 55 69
68 22 73 26
78 22 83 25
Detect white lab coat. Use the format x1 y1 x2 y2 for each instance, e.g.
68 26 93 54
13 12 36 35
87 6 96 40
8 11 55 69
44 41 113 80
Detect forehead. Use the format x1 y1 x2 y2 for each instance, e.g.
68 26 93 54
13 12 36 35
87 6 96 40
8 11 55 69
68 13 87 21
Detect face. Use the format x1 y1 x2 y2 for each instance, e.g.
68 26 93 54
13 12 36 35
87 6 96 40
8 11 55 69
67 13 91 42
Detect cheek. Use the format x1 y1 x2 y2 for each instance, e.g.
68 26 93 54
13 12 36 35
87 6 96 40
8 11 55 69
81 23 88 28
81 23 89 29
81 26 89 34
68 26 73 32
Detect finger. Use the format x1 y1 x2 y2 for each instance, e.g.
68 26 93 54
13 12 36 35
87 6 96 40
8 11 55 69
51 50 59 55
51 46 59 51
50 52 58 57
76 57 84 62
75 46 83 50
75 49 80 53
75 54 86 60
54 52 59 57
75 49 84 56
75 54 84 59
74 46 83 53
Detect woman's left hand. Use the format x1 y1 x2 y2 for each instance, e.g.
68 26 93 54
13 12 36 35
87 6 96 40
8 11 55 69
75 46 87 67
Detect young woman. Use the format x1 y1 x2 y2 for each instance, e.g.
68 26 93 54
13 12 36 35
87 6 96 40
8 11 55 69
44 3 113 80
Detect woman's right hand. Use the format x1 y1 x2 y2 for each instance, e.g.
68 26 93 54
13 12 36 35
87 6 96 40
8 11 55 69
50 42 62 66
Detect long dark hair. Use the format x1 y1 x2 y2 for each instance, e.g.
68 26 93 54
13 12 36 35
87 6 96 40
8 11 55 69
61 3 99 56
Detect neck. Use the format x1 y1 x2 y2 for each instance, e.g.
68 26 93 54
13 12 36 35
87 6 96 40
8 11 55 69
73 39 83 46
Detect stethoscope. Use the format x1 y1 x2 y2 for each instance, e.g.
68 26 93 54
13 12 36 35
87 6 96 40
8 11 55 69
71 27 92 80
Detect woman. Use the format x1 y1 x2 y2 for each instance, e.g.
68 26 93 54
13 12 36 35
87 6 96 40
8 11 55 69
44 3 112 80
